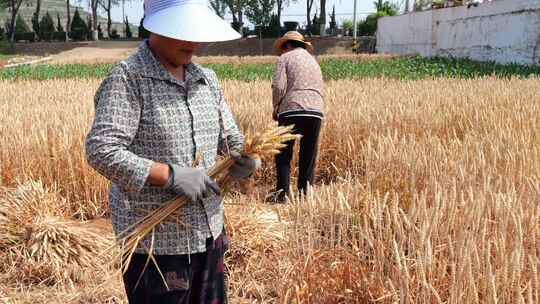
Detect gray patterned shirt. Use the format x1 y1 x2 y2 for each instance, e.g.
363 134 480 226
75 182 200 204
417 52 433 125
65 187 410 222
85 42 243 255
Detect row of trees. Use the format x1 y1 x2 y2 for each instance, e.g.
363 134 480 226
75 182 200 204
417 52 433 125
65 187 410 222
0 0 133 43
207 0 400 38
0 0 401 43
208 0 332 37
0 8 133 42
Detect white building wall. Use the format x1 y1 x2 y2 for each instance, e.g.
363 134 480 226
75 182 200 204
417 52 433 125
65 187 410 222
376 0 540 64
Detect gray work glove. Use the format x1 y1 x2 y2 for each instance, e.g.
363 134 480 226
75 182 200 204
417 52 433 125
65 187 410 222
228 151 261 179
164 164 221 202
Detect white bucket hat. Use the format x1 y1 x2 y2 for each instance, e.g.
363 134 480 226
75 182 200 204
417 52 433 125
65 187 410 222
143 0 241 42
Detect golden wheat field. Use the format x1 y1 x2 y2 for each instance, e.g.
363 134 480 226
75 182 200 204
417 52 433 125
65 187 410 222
0 77 539 303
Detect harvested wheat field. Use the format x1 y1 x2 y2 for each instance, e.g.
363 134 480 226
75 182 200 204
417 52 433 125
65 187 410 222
0 77 539 303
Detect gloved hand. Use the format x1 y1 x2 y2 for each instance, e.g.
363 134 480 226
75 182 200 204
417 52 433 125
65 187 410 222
228 151 261 179
164 164 221 202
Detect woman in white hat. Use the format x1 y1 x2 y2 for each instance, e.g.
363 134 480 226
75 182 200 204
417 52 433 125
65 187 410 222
271 31 324 202
85 0 259 303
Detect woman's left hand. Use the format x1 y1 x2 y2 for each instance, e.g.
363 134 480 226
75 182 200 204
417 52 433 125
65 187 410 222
228 152 261 179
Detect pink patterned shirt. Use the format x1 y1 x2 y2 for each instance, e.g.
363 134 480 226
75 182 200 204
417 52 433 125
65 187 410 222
272 48 324 119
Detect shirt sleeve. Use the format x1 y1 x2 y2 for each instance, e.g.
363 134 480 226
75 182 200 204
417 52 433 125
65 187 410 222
206 70 244 154
272 57 287 114
218 88 244 154
85 63 154 192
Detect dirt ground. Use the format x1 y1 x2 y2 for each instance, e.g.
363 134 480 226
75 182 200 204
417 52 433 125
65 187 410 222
8 37 355 65
44 41 140 64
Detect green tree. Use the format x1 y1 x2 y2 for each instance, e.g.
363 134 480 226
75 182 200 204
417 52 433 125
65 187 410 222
374 0 399 15
70 9 88 40
268 13 280 37
31 0 41 35
310 10 319 35
38 11 55 39
4 0 29 43
245 0 276 27
329 5 337 32
70 9 87 31
224 0 249 35
305 0 315 36
414 0 431 11
357 1 398 37
15 14 30 33
341 19 353 36
209 0 227 18
110 27 119 39
56 13 63 32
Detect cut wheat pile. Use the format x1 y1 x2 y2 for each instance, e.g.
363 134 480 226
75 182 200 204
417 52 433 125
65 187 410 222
0 78 539 303
0 181 113 287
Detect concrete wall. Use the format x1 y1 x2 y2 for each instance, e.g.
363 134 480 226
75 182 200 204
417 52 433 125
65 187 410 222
376 0 540 64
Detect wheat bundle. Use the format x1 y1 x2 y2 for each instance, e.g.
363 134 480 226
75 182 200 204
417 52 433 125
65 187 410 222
113 125 300 273
0 181 113 285
0 181 68 249
224 204 290 300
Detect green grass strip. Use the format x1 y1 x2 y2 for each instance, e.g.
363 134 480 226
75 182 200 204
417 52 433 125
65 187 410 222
1 56 539 81
0 64 114 80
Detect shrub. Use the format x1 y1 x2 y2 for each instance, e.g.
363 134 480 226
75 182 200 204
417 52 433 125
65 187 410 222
310 12 320 35
357 11 389 36
341 19 353 36
283 21 298 32
14 32 36 42
52 31 67 41
39 32 54 41
110 28 120 39
69 29 85 41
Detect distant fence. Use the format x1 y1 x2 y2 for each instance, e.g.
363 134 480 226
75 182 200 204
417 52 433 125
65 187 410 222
376 0 540 64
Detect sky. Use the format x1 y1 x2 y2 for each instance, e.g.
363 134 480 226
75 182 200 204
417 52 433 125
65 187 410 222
103 0 377 28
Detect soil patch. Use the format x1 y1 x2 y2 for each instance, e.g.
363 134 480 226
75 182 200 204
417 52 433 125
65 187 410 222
23 37 355 64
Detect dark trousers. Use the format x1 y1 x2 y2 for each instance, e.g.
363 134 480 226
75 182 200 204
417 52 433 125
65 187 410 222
123 233 228 304
275 116 322 196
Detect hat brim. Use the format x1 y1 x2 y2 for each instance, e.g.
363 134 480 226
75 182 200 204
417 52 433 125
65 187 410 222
143 4 241 43
273 38 314 55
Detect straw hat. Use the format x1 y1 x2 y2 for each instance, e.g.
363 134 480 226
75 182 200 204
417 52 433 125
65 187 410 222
273 31 314 55
143 0 241 42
